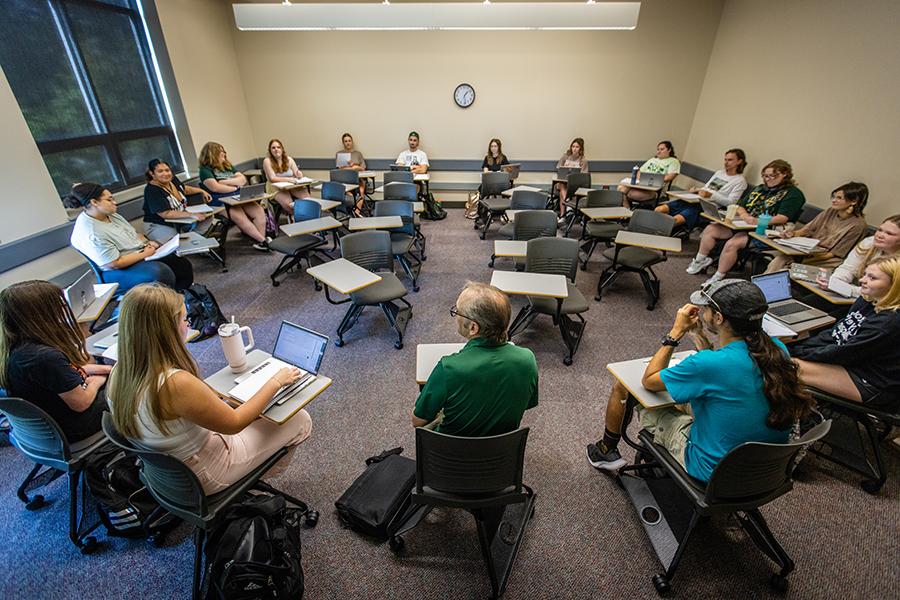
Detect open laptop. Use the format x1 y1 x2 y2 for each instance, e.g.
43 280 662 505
502 163 521 179
700 198 725 219
228 321 329 411
64 270 96 319
390 164 411 171
239 183 268 202
557 166 581 179
638 171 665 188
751 270 828 325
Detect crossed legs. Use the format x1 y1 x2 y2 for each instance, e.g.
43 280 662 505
227 202 267 243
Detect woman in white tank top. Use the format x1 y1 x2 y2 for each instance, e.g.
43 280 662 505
107 284 312 494
263 138 312 215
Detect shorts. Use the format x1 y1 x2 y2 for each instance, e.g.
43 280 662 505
635 405 693 468
666 200 701 230
847 370 880 404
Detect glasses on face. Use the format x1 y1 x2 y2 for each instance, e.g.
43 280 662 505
700 289 722 314
450 305 480 327
762 172 781 180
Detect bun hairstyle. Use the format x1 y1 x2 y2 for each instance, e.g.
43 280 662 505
832 181 868 217
659 140 676 158
62 182 105 209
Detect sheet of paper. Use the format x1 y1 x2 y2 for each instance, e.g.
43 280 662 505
672 192 701 200
762 314 797 338
145 235 179 261
295 177 314 185
272 181 294 189
186 204 213 214
102 343 118 362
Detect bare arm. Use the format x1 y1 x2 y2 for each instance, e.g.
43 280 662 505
102 243 157 270
58 375 106 412
642 304 699 392
411 413 429 428
263 158 295 183
203 177 238 194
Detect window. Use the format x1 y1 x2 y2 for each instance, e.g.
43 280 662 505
0 0 181 201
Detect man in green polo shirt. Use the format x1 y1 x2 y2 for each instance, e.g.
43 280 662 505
412 282 539 436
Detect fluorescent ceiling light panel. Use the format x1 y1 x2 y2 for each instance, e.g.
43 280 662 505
233 2 641 31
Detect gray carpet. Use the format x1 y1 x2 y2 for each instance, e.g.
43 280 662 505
1 211 897 599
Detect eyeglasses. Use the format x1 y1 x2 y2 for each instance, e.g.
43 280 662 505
699 289 723 314
761 172 781 180
450 305 480 327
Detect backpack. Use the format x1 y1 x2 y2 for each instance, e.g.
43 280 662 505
420 193 447 221
264 207 279 239
83 444 179 539
204 494 305 600
334 447 416 539
464 191 480 219
183 284 226 341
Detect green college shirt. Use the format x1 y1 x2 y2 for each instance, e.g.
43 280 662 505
414 338 539 437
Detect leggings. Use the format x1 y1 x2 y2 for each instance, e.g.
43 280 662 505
101 253 194 293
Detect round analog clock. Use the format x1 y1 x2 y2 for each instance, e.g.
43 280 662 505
453 83 475 108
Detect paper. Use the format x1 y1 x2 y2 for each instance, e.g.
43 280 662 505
762 314 797 338
827 276 856 298
101 343 118 362
93 332 118 350
295 177 314 185
335 152 351 168
186 204 213 214
672 192 701 200
272 181 294 189
145 235 179 261
731 219 752 228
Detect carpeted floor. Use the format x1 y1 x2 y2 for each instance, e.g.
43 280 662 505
1 210 897 599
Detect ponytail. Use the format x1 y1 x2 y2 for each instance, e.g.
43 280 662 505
741 327 812 429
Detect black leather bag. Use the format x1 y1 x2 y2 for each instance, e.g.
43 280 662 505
334 447 416 539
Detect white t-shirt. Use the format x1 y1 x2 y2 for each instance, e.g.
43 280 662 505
71 211 145 268
396 149 429 167
703 169 748 208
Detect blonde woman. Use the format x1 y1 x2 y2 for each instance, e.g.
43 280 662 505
108 284 312 494
262 138 312 214
825 214 900 297
792 258 900 407
199 141 270 251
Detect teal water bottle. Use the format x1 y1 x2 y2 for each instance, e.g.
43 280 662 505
755 211 772 235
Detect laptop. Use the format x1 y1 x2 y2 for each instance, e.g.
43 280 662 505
239 183 268 202
638 171 665 188
390 164 411 171
64 270 96 319
185 192 206 207
700 198 725 219
557 166 581 179
751 270 828 325
228 321 329 411
502 163 521 179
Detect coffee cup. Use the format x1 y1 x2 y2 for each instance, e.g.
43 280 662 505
219 322 254 373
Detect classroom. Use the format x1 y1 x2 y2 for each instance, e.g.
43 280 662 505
0 1 897 598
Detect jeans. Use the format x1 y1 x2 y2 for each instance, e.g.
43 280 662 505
101 253 194 293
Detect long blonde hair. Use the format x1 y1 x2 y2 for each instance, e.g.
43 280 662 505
109 284 199 438
0 281 89 388
198 141 233 171
870 257 900 312
266 138 290 174
855 215 900 279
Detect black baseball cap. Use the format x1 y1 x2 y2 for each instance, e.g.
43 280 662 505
689 279 768 322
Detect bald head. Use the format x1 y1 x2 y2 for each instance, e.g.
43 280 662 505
457 282 511 344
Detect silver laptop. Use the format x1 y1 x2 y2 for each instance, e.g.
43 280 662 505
239 183 267 202
502 163 521 179
638 171 665 188
752 270 828 325
64 270 96 319
700 198 725 219
228 321 329 411
557 166 581 179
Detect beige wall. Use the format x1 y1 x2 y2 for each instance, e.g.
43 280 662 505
684 0 900 223
230 0 724 163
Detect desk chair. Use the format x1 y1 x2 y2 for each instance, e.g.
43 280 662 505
384 182 427 259
509 237 588 365
617 418 831 596
596 210 676 310
389 428 536 599
76 251 123 331
322 180 355 219
268 199 330 287
331 168 363 212
374 200 422 292
578 190 627 269
498 190 550 238
560 172 592 236
0 397 109 554
100 414 317 600
626 179 671 211
476 172 513 239
489 210 556 269
330 230 413 349
807 388 899 494
384 171 414 186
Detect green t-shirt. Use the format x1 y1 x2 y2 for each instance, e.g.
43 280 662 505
198 164 237 183
414 338 539 437
640 156 681 175
738 184 805 220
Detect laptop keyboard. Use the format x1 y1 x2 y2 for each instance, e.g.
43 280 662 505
265 373 314 411
770 302 808 317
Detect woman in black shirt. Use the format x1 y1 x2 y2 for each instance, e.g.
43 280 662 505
0 281 110 442
481 138 509 172
142 159 217 243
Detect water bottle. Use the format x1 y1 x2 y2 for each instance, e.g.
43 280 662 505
755 211 772 235
630 165 639 185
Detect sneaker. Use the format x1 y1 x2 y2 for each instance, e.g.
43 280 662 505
703 271 725 286
685 255 713 274
252 239 270 252
586 443 627 472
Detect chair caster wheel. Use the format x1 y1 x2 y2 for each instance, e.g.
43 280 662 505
25 495 46 511
80 536 98 555
421 256 427 262
412 286 420 293
563 357 573 366
305 511 320 527
221 268 229 273
860 479 883 494
652 574 671 596
769 574 789 593
314 283 322 291
150 532 166 547
389 535 404 553
594 296 602 302
394 342 404 350
271 280 280 287
335 339 344 347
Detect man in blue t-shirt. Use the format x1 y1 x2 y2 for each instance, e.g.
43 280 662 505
587 279 803 482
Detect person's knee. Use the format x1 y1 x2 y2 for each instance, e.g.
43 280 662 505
285 409 312 445
655 205 668 213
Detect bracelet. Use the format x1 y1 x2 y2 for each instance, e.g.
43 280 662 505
661 334 681 347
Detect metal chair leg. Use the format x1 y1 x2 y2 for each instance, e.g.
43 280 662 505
192 528 206 600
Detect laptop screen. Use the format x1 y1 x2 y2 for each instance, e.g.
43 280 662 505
752 270 792 303
272 321 328 375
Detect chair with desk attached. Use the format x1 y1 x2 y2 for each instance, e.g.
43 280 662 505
498 190 550 239
268 199 330 287
596 210 677 310
100 413 318 600
508 237 588 365
383 181 427 258
578 190 629 269
388 427 536 599
476 171 513 239
560 172 592 236
0 397 109 554
374 200 422 292
616 415 831 596
489 210 557 269
384 170 414 187
322 180 354 219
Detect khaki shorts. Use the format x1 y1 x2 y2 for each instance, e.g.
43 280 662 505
636 405 693 468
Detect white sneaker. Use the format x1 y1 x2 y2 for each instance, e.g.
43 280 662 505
685 256 713 274
703 272 725 286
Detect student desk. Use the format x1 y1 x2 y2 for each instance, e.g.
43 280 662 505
312 198 342 213
748 232 814 257
700 212 755 231
664 190 702 204
615 230 681 253
176 231 220 257
501 185 543 198
273 179 318 192
306 258 381 295
243 169 263 179
619 181 663 194
85 322 199 361
280 216 342 237
607 350 697 410
493 240 528 259
580 207 633 221
72 283 119 326
505 209 524 221
771 313 835 341
164 205 225 225
348 216 403 231
415 343 466 388
597 231 681 310
791 277 855 306
205 349 332 424
573 186 616 197
219 193 275 207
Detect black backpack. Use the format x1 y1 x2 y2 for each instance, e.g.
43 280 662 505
334 447 416 539
83 444 179 540
420 192 447 221
204 494 305 600
183 283 226 341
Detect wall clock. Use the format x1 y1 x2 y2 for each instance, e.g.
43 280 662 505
454 83 475 108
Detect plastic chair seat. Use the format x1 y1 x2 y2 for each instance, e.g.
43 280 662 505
529 283 589 315
498 222 515 238
350 272 408 305
391 235 415 256
267 234 323 255
480 197 510 212
585 221 623 238
636 429 709 508
602 246 663 269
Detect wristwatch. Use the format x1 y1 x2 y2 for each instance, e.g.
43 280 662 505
661 334 681 347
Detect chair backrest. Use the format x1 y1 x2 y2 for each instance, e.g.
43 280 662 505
374 200 415 237
584 189 622 208
510 190 549 210
383 182 417 202
415 427 529 496
340 230 394 272
321 181 348 203
525 237 579 281
481 171 512 197
330 168 358 185
293 199 322 222
0 397 72 462
628 209 675 236
384 171 414 186
513 210 557 241
76 250 108 284
704 420 831 505
566 172 591 196
101 412 210 520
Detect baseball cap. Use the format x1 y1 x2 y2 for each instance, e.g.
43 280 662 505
689 278 768 322
408 131 419 139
